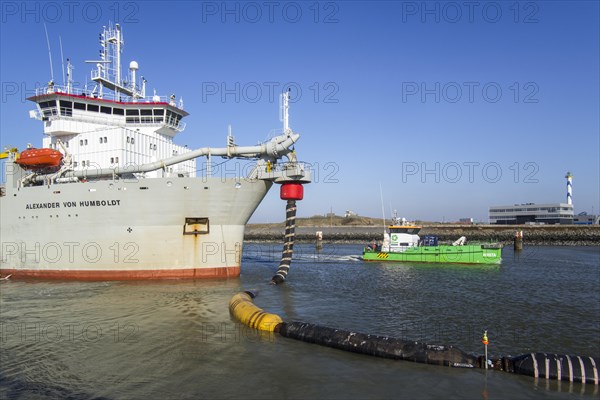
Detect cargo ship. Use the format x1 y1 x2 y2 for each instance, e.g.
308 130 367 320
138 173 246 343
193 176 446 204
0 23 310 280
363 216 502 264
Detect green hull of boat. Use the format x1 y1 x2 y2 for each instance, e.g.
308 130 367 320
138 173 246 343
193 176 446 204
363 245 502 264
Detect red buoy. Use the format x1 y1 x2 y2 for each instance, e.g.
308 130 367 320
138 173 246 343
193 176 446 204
280 183 304 201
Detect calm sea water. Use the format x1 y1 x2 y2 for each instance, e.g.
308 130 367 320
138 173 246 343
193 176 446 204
1 245 599 399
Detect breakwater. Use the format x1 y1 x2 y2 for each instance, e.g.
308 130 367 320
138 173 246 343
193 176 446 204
245 225 600 246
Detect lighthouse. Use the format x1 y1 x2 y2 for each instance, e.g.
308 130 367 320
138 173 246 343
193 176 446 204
565 172 573 206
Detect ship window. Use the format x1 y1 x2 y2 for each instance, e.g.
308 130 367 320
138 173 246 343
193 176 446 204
127 137 130 143
153 109 164 115
115 157 119 163
99 137 103 144
154 117 164 123
84 139 88 145
87 104 99 112
140 109 152 116
113 108 124 115
74 102 86 110
126 109 139 116
103 137 107 143
153 144 157 150
73 161 78 167
80 140 83 146
131 138 135 144
39 100 56 109
183 217 210 235
60 100 73 117
101 106 112 114
110 157 114 163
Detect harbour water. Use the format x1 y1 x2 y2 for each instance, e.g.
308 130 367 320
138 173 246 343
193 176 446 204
1 245 599 399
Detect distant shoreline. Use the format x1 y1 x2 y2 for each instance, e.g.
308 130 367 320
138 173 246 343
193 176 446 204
245 224 600 246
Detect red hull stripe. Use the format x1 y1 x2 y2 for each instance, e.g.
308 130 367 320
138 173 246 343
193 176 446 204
0 267 240 281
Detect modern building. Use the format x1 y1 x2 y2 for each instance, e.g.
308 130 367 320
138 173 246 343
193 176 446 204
573 213 600 225
489 172 577 225
489 203 574 225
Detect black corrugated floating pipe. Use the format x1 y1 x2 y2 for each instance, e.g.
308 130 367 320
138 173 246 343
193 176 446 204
229 292 599 386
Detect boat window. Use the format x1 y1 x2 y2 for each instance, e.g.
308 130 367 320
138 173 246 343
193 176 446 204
99 137 103 144
113 108 124 115
390 227 420 234
131 137 135 144
59 100 73 117
110 157 114 163
127 137 130 143
140 109 152 116
80 140 83 146
74 102 86 110
103 137 107 143
115 157 119 163
87 104 99 112
84 139 88 145
100 106 112 114
126 109 139 116
39 100 56 109
153 109 164 115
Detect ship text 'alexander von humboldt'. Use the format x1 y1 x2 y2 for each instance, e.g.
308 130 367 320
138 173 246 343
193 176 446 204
0 23 310 280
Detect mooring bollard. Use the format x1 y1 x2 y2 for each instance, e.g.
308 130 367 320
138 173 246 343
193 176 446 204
316 231 323 251
514 230 523 251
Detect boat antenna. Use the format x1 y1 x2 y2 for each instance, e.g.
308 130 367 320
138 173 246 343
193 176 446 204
43 24 54 81
379 183 386 233
59 36 65 86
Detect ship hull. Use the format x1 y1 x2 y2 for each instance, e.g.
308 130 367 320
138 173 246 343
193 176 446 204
363 245 502 264
1 176 272 279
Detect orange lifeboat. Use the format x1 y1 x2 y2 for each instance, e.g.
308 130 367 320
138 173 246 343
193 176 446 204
16 148 63 172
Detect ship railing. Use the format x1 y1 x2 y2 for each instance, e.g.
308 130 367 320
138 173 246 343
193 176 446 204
33 85 179 106
255 161 311 182
126 116 186 132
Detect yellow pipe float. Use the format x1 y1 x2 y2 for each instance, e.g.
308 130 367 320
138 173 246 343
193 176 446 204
228 291 283 332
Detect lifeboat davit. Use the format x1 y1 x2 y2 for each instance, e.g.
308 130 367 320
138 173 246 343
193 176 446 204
16 148 63 172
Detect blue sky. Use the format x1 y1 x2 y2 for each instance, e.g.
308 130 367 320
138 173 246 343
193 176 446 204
1 1 598 222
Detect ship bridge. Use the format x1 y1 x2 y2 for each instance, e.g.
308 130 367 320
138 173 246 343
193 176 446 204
25 23 194 177
28 87 187 137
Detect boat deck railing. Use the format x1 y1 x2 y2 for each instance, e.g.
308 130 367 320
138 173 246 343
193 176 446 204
33 85 178 106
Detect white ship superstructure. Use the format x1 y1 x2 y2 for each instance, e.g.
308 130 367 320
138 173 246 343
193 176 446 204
32 24 193 178
0 23 309 280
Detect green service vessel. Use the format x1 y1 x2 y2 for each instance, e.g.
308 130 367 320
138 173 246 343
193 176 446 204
363 222 502 265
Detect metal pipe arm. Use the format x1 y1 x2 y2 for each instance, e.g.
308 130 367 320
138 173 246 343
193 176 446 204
36 132 299 182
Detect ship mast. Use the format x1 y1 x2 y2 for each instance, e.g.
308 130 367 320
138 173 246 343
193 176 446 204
86 23 137 100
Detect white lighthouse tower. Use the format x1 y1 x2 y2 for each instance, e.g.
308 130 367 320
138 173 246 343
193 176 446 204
565 171 573 206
